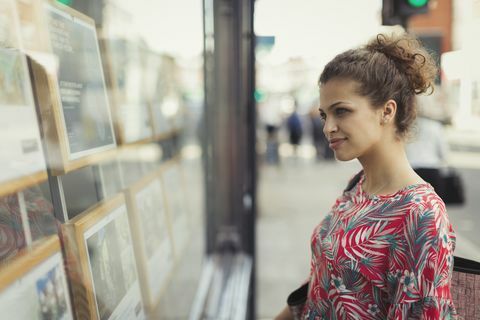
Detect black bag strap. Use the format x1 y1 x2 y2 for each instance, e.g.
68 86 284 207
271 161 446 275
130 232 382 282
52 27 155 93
453 256 480 275
344 170 364 193
287 282 309 307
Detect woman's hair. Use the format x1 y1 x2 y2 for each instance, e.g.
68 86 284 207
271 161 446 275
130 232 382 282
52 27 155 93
318 33 438 137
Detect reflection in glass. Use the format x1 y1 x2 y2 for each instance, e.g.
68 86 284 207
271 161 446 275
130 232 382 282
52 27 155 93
0 193 25 261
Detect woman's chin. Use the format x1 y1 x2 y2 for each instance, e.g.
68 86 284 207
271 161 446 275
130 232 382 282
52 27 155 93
333 151 356 162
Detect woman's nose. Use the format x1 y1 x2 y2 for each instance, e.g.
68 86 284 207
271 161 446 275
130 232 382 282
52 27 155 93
323 118 338 136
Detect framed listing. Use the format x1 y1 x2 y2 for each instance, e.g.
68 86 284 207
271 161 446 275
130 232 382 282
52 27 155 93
28 2 116 175
145 52 171 139
16 0 51 54
160 160 191 256
0 235 74 320
61 194 145 320
125 171 174 311
0 0 48 197
101 38 154 145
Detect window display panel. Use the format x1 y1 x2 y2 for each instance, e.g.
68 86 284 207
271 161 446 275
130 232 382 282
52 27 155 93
61 165 101 220
0 47 48 195
0 183 57 263
0 192 26 261
115 143 163 189
120 160 147 189
45 3 116 159
102 38 154 144
156 55 183 134
160 160 191 256
25 186 57 241
62 194 145 320
0 0 20 49
145 53 172 138
125 172 174 311
180 157 204 222
15 0 50 54
98 159 124 200
26 2 117 175
0 236 74 320
0 0 48 197
0 1 206 319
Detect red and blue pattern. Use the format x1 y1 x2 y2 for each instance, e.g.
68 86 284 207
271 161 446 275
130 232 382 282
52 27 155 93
303 173 457 319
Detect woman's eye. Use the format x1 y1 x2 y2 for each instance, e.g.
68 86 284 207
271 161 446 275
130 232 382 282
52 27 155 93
319 112 326 121
335 108 349 116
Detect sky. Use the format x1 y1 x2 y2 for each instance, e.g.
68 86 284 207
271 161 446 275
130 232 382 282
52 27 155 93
254 0 384 65
105 0 204 58
106 0 384 61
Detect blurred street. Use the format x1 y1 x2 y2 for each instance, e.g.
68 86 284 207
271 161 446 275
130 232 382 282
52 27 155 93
257 143 480 319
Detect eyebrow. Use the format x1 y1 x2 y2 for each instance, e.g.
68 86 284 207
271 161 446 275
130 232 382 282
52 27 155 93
318 101 346 112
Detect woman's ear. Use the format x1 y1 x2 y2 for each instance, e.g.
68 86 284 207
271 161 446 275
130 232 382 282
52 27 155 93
380 99 397 124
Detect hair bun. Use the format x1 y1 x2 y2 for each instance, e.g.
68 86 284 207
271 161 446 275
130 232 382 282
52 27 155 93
366 33 437 95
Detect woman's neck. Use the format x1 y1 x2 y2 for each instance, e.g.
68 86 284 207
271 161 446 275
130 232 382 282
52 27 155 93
358 142 419 195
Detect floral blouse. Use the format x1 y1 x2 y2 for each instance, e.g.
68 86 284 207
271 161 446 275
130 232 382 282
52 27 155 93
303 173 457 320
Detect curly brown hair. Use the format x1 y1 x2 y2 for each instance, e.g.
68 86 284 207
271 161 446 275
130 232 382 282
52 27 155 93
318 33 438 138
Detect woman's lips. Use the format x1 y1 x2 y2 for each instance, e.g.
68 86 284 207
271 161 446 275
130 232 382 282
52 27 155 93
329 138 346 150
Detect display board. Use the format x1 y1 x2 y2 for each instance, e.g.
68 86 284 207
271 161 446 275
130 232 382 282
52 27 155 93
145 52 172 139
22 185 57 242
160 160 190 256
0 192 26 261
28 2 116 175
62 194 145 320
98 158 124 199
0 236 74 320
0 0 48 197
0 186 57 262
102 38 154 144
15 0 51 54
125 171 174 311
160 57 184 134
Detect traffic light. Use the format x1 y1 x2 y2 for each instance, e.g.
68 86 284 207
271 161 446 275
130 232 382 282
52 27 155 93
382 0 430 27
397 0 429 16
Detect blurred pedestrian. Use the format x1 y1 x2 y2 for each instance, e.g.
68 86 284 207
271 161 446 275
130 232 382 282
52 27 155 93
406 113 448 198
308 106 323 160
259 97 282 164
286 102 303 154
265 124 280 164
275 33 457 320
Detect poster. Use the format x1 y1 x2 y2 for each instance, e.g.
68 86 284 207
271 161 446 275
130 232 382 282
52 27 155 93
145 52 171 137
161 163 190 254
105 38 154 143
0 238 73 320
80 199 144 320
127 175 174 308
0 192 25 261
0 186 56 261
0 0 47 193
45 4 116 159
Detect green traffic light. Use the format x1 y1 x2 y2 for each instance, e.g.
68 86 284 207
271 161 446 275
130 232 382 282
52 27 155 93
56 0 72 5
407 0 428 7
254 89 267 103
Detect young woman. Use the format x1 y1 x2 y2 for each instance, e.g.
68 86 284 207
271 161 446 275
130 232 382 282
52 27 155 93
275 33 457 319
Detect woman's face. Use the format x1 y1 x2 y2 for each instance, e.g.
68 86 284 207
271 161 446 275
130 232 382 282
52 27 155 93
319 78 385 161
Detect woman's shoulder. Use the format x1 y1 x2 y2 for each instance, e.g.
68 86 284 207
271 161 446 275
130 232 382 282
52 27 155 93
396 184 453 238
380 180 442 205
386 183 445 218
401 183 446 211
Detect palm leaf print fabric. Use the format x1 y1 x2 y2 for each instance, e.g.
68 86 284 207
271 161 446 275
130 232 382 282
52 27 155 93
303 173 457 320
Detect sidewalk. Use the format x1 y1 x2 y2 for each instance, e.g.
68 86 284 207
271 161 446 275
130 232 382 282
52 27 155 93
256 155 361 319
